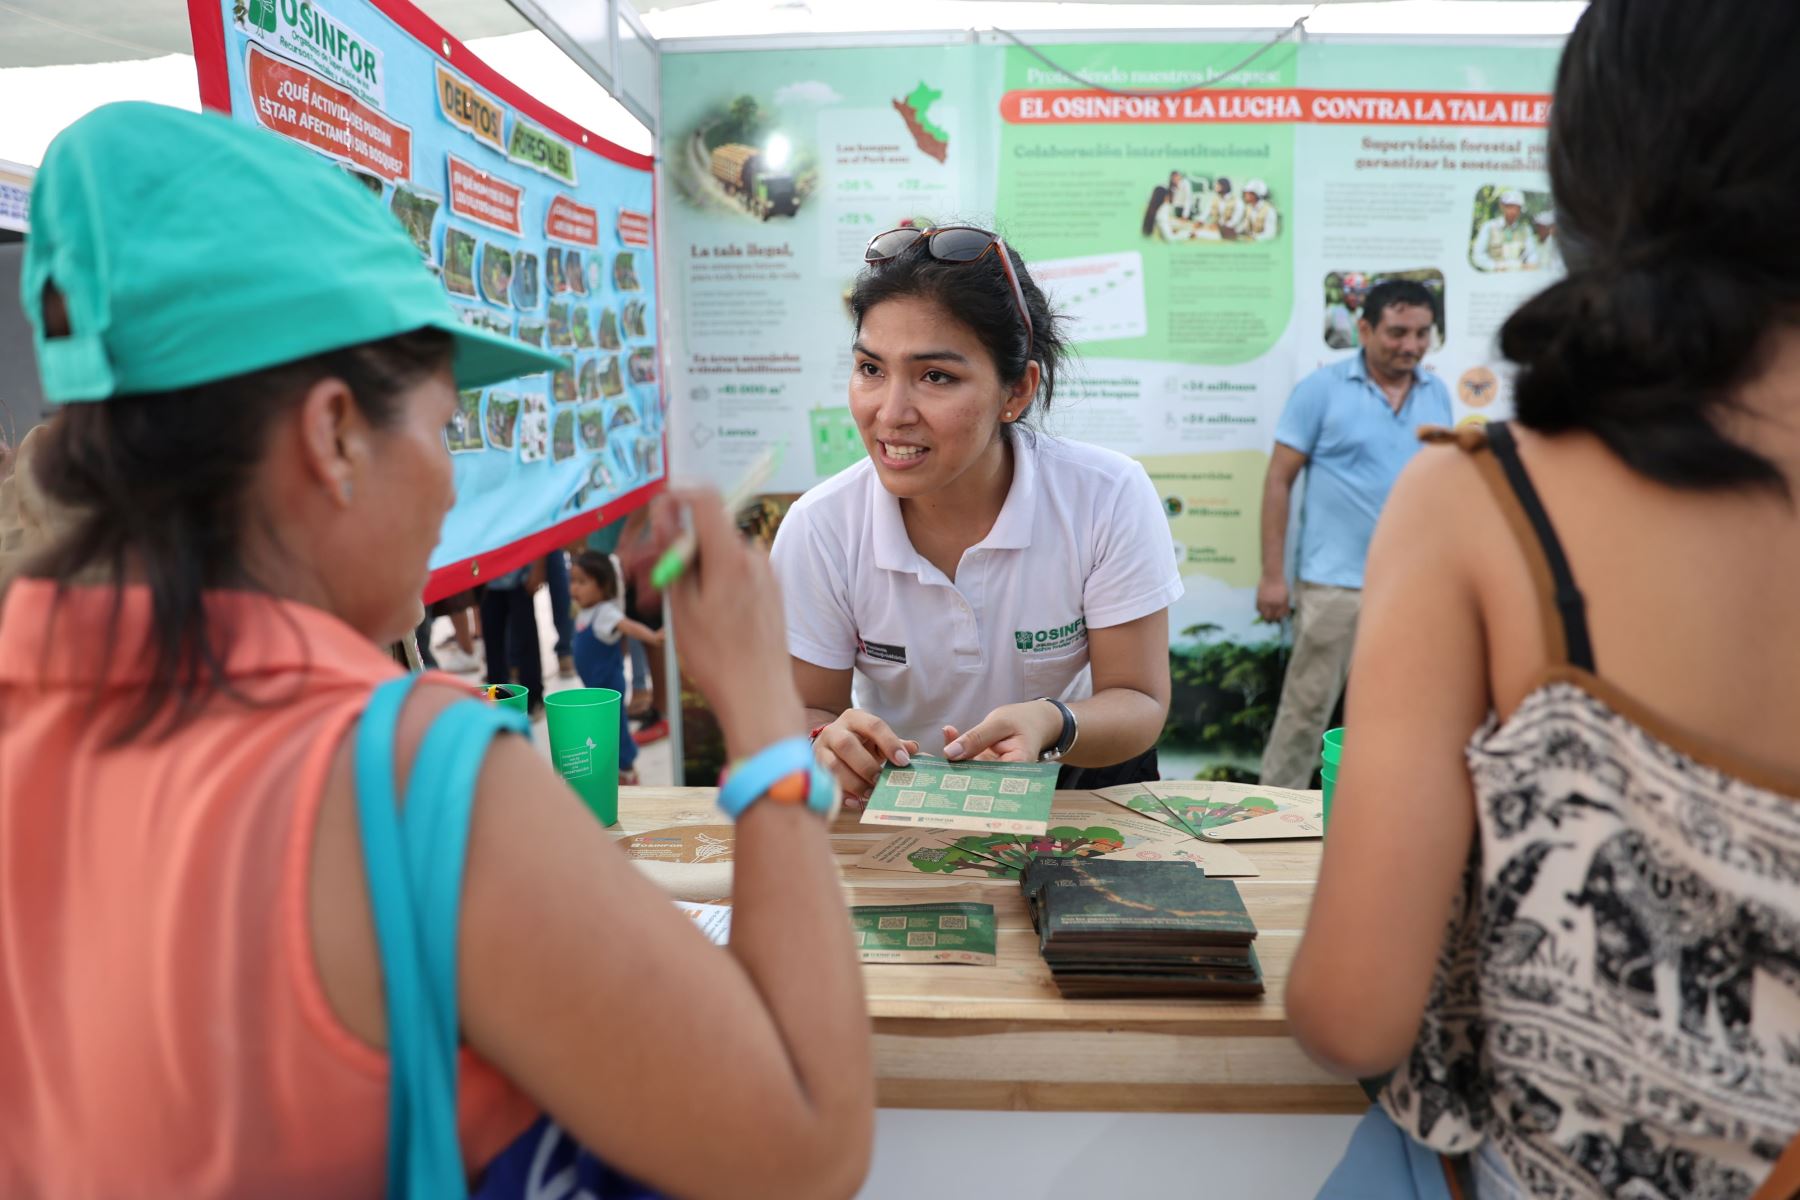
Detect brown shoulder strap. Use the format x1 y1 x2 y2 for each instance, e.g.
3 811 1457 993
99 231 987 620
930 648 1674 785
1750 1135 1800 1200
1417 421 1592 671
1439 1153 1470 1200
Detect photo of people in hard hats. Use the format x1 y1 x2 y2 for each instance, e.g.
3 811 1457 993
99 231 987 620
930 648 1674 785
1237 179 1279 242
1468 185 1556 272
1529 208 1561 272
1141 172 1281 244
1323 272 1366 350
1322 269 1446 351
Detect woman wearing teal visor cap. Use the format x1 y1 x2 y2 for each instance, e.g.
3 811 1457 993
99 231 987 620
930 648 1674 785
0 104 869 1198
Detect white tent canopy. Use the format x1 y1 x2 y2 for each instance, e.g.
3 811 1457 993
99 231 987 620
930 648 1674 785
0 0 644 162
3 0 1585 68
0 0 1585 166
1 0 551 67
646 0 1585 40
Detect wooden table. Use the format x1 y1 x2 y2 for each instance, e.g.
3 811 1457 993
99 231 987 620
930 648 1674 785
618 788 1365 1115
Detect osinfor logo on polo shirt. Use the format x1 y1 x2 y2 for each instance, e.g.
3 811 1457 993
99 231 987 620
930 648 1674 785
1014 618 1086 654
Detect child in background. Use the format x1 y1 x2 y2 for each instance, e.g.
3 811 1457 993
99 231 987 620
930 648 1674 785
569 550 664 784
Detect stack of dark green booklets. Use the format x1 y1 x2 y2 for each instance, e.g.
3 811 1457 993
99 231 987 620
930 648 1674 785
1022 858 1263 998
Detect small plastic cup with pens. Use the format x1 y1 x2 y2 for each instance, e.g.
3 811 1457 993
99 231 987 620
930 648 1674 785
478 682 530 714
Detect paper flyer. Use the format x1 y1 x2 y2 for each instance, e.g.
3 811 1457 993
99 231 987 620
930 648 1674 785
856 831 1020 880
1052 803 1260 876
949 832 1035 871
857 800 1259 878
673 901 733 946
1147 782 1324 841
946 814 1170 870
850 902 997 966
1090 784 1205 839
622 824 737 864
1026 804 1183 858
860 758 1061 835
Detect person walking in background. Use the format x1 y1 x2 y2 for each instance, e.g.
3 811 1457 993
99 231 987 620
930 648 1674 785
1471 187 1534 271
480 564 545 716
1294 3 1800 1192
1255 280 1449 787
423 587 483 672
543 548 576 678
612 504 672 744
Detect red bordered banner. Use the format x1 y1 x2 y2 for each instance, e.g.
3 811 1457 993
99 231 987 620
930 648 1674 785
618 208 652 248
188 0 660 598
999 88 1553 128
446 152 524 234
546 193 600 246
245 44 412 182
189 0 653 170
422 479 663 602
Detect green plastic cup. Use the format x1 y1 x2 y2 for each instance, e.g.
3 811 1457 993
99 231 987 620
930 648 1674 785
545 687 622 825
1321 727 1345 765
479 682 529 714
1320 758 1338 830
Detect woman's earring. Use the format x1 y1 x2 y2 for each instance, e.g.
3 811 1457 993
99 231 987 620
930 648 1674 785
1003 410 1014 420
339 478 355 504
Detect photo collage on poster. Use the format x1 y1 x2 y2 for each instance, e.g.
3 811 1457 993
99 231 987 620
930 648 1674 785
418 74 662 506
440 205 655 480
212 0 661 573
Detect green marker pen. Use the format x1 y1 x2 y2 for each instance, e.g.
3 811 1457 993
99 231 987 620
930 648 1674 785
651 443 784 589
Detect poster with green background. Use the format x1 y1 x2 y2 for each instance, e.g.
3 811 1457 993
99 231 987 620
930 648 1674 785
662 36 1560 781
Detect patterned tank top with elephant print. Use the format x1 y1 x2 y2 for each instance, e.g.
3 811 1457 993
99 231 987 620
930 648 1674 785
1379 423 1800 1200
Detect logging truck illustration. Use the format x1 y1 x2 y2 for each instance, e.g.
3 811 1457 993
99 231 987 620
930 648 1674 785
710 143 799 221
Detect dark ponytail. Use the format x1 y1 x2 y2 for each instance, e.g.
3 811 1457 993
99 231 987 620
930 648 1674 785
1500 0 1800 496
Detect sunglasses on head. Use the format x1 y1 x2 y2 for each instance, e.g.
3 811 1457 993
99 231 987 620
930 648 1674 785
863 225 1034 353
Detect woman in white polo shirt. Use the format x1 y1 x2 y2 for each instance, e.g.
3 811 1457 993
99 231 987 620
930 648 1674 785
770 225 1183 798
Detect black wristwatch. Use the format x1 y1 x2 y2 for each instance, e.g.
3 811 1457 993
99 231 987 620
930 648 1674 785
1035 697 1078 762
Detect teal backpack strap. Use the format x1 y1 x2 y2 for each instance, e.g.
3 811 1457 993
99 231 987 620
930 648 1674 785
353 675 530 1200
355 674 445 1199
401 699 531 1084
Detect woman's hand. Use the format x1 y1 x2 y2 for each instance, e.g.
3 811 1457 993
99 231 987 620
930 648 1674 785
942 700 1063 764
812 709 918 802
648 488 802 761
